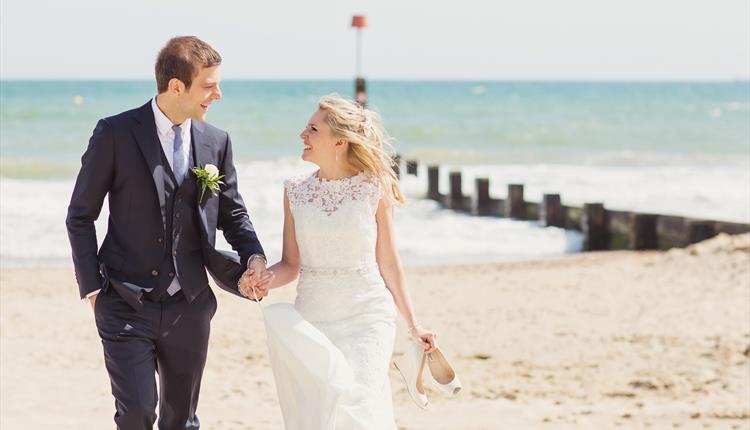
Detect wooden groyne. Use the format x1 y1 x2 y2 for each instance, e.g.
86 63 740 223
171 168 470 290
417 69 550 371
395 160 750 251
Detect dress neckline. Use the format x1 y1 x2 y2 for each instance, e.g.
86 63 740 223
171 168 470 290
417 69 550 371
313 169 363 183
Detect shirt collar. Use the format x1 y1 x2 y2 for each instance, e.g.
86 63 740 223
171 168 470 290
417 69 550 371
151 97 191 138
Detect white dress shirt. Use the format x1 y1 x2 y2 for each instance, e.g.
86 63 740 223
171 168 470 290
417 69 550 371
152 96 191 178
152 97 191 296
85 98 191 299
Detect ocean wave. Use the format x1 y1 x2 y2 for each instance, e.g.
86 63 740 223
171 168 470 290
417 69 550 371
3 158 749 269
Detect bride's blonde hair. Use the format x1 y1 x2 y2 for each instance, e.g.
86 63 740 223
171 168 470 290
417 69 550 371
317 93 405 205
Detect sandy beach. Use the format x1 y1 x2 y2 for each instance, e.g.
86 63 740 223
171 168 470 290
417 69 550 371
1 233 748 429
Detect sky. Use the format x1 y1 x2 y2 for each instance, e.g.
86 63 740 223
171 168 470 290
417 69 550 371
1 0 749 80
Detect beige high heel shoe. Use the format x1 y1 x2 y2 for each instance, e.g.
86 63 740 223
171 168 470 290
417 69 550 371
424 347 462 395
392 342 429 409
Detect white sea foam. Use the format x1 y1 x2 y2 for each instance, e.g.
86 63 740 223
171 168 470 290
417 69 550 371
2 158 747 269
0 159 582 268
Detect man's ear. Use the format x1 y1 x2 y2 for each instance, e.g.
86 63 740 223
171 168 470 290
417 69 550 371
168 78 185 95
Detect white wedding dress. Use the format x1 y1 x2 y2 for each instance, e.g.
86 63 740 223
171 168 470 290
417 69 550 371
259 171 398 429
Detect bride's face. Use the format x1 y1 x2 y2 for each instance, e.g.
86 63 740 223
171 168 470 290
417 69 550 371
300 109 337 165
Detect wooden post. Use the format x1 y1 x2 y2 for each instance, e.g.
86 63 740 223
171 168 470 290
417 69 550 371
354 77 367 106
656 215 687 249
392 154 401 179
686 220 716 245
449 171 465 210
427 166 440 201
583 203 609 250
475 178 491 216
525 202 540 221
608 210 631 250
629 213 658 250
406 160 418 176
714 221 750 235
506 184 525 219
541 194 564 227
563 205 583 231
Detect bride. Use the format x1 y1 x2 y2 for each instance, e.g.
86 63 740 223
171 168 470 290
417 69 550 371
240 94 437 428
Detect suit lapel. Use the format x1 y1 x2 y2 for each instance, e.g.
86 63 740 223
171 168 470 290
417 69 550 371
192 120 211 171
131 101 168 231
191 120 214 208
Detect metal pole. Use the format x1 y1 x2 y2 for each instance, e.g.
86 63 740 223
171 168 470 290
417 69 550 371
356 29 362 77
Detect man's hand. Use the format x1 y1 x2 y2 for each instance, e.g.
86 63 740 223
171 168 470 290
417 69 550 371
238 269 274 300
238 255 275 300
88 293 98 311
238 255 264 296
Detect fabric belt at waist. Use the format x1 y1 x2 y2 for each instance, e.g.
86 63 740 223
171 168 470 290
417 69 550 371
299 264 379 277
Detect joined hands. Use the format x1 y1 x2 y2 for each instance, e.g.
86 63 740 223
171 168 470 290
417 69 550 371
238 255 275 300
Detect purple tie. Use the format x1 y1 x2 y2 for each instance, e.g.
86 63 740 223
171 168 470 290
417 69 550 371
172 124 187 185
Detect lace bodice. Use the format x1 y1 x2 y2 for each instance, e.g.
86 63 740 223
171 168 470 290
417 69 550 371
284 171 383 270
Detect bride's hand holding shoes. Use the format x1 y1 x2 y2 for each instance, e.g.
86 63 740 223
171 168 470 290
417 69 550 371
409 325 437 353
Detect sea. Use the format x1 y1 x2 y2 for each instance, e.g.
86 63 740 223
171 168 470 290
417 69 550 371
1 80 748 268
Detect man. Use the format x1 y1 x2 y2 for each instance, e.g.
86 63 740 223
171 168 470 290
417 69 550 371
66 36 271 429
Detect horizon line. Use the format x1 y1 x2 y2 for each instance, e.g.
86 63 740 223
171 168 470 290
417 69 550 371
2 77 749 83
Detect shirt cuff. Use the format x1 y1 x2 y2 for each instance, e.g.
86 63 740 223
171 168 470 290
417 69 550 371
84 289 101 300
247 253 267 267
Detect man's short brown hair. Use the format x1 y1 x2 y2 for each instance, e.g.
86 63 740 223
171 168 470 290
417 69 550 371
155 36 222 93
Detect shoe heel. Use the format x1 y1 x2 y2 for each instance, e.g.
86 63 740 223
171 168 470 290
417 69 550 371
393 343 429 409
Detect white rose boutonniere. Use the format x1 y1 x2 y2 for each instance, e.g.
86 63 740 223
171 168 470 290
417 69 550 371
192 163 224 203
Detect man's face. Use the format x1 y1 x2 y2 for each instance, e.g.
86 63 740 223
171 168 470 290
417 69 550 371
181 65 222 121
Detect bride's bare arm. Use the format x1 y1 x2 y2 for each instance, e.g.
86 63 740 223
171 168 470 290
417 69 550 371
375 198 436 351
263 189 301 290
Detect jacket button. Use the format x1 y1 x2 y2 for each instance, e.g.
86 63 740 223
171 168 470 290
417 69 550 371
168 272 175 278
175 212 181 219
172 250 177 256
151 270 159 276
157 237 164 244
